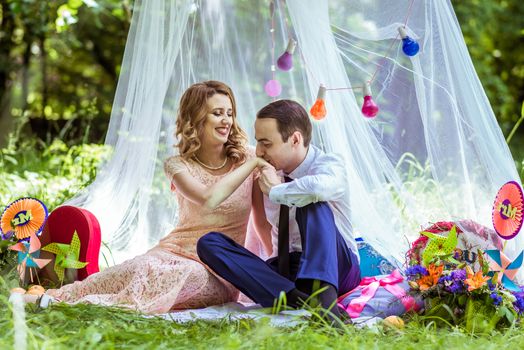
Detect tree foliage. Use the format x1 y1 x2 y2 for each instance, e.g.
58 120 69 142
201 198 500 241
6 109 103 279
0 0 130 145
453 0 524 136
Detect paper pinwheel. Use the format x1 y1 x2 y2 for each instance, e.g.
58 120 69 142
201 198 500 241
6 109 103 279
420 225 458 266
41 231 88 282
484 249 523 292
1 197 48 240
8 232 51 282
492 181 524 240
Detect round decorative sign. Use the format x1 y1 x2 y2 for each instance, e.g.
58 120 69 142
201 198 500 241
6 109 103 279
492 181 524 240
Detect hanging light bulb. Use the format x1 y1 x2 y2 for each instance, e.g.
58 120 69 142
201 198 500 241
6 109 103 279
276 38 297 71
361 83 379 118
310 84 327 120
264 79 282 97
398 26 420 57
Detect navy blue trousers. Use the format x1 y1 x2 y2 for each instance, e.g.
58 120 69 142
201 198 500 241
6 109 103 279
197 202 361 307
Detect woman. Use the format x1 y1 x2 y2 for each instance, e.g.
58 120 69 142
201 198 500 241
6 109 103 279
29 81 272 313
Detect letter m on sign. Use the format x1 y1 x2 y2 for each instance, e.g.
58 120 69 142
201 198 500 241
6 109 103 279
11 210 32 226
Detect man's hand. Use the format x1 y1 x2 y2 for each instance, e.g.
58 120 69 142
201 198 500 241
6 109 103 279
257 162 281 195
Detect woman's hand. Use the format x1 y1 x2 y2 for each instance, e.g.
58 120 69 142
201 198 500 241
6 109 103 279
258 164 281 195
255 157 271 169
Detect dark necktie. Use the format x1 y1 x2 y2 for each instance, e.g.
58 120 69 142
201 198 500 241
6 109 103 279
278 176 292 278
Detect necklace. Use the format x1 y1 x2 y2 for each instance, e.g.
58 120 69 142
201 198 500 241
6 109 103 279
193 155 228 170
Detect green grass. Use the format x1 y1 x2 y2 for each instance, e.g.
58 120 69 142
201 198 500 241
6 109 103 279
2 281 524 350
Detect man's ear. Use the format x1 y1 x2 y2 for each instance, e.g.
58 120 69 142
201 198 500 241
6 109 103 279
291 131 302 146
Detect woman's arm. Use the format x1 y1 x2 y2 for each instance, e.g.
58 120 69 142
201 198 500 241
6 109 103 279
251 180 273 256
170 157 262 210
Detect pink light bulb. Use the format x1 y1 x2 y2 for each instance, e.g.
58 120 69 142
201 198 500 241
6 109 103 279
361 83 379 118
277 39 297 71
264 79 282 97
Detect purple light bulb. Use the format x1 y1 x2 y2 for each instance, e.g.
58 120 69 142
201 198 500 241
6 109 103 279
277 38 297 71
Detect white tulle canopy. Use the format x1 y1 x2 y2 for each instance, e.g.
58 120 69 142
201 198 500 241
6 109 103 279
67 0 523 279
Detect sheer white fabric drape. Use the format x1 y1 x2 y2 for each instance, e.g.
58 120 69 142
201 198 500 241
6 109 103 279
67 0 523 279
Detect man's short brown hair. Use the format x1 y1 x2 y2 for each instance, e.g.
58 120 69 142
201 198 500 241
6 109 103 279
256 99 312 147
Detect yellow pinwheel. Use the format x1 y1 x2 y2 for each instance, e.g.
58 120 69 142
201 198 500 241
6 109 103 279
420 225 458 266
41 231 88 282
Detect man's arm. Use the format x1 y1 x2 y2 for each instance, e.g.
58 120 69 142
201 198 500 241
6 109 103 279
265 153 348 207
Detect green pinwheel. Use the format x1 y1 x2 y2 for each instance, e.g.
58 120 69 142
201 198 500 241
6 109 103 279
42 231 88 282
420 225 458 266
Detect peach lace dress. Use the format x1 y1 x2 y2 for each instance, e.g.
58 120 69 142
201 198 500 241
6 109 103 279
46 153 255 314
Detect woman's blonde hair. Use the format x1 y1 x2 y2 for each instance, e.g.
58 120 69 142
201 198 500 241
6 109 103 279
175 81 248 163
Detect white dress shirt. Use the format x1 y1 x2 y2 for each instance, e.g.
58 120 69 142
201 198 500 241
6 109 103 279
265 145 359 260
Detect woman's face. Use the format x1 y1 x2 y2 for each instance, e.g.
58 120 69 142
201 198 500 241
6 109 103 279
200 93 233 147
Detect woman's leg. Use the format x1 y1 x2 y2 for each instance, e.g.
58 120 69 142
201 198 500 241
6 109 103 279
45 248 237 314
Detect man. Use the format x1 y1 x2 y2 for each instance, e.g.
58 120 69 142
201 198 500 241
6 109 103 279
197 99 360 320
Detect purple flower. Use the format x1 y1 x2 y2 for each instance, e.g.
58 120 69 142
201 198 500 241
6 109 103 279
513 294 524 314
487 280 496 291
438 275 452 284
447 281 464 293
490 292 502 306
511 286 524 299
438 274 464 293
451 269 466 281
406 265 428 280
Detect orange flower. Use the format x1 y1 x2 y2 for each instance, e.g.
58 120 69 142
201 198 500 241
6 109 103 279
464 271 490 291
417 264 443 291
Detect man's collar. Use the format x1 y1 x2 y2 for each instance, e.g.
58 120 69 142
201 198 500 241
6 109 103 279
286 145 316 180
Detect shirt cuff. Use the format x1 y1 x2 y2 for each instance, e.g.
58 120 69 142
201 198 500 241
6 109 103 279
269 183 288 205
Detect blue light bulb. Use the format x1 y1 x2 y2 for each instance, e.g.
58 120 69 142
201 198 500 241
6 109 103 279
402 37 419 56
398 27 420 57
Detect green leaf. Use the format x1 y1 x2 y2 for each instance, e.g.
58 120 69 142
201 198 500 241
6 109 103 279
458 294 468 306
57 4 78 17
68 0 84 9
3 155 18 165
500 306 516 324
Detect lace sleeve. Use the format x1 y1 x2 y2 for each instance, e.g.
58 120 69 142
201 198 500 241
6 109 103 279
164 156 189 180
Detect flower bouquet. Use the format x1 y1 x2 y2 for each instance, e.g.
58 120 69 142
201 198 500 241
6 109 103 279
406 222 524 331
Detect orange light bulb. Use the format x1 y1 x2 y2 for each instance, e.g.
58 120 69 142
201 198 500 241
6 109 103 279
310 84 327 120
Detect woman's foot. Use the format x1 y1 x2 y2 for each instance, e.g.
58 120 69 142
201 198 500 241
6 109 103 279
10 287 56 307
9 289 41 304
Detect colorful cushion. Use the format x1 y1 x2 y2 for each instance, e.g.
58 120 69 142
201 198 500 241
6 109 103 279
356 237 395 277
40 206 101 281
338 270 423 321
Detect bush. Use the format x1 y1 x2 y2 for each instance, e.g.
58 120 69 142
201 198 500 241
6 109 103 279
0 139 111 274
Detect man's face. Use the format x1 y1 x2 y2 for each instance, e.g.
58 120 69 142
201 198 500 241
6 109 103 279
255 118 296 173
